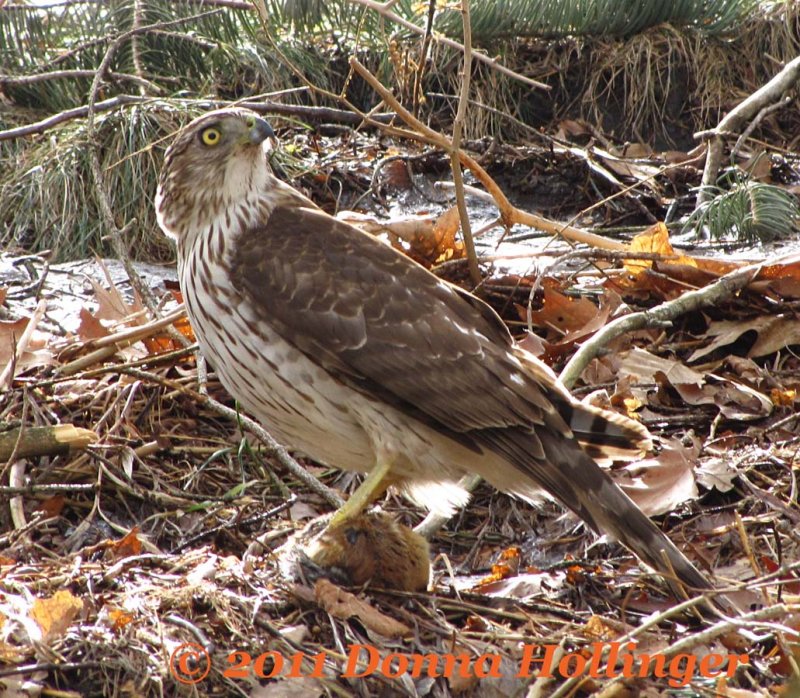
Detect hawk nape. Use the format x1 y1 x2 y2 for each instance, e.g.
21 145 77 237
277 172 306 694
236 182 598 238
156 108 713 600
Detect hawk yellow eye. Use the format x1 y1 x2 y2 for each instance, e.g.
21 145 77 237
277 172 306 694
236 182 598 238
201 127 221 146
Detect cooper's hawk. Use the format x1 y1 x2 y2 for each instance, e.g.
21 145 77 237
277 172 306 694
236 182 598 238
156 108 713 598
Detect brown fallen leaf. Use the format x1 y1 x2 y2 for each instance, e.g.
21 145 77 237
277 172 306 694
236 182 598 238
689 315 800 362
614 437 699 516
695 457 738 493
31 589 83 642
313 578 411 638
88 257 145 325
618 348 773 421
107 527 143 560
77 306 110 341
523 280 599 338
0 316 54 374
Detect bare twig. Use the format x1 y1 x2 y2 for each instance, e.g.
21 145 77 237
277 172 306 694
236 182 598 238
697 55 800 203
202 396 345 510
412 0 437 119
82 12 224 334
559 260 765 388
131 0 146 95
0 95 146 141
732 95 794 159
350 58 628 253
0 69 160 92
0 96 396 142
448 0 480 285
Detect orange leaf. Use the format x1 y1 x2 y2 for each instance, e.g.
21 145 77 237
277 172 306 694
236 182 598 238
31 590 83 641
108 608 135 632
525 281 598 336
36 495 65 518
109 527 142 559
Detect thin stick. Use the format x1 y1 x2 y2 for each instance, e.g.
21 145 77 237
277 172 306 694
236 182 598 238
697 55 800 203
448 0 480 285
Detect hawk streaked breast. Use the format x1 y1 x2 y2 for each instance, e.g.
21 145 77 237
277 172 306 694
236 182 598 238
156 108 713 597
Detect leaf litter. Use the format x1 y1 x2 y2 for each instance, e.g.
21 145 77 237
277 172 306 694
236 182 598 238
0 200 799 696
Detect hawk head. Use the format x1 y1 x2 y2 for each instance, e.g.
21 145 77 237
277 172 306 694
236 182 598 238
156 109 275 242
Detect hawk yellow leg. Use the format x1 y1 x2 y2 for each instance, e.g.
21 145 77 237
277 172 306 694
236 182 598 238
328 459 394 527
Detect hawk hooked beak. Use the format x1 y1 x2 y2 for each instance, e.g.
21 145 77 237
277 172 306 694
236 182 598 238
246 116 276 147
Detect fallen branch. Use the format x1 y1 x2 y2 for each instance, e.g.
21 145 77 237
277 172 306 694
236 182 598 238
696 55 800 203
559 260 764 388
57 306 188 376
0 425 97 461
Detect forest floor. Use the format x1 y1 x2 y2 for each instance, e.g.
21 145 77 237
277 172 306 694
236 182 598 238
1 124 800 698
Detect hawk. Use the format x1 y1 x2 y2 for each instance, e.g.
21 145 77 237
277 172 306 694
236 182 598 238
156 108 712 598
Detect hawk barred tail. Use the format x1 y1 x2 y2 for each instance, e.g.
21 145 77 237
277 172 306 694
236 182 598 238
156 108 715 601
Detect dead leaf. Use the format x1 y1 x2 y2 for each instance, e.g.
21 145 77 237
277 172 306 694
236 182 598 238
35 495 65 518
430 205 464 264
143 289 195 352
619 347 705 386
770 388 797 407
624 222 680 274
106 608 135 632
618 348 773 421
622 224 741 288
108 527 142 560
690 316 800 362
336 209 464 267
668 373 773 421
582 615 616 641
289 500 320 521
77 306 110 341
615 438 699 516
472 571 554 600
696 457 738 492
380 159 411 189
314 579 411 638
555 119 592 139
524 280 599 337
31 590 83 642
87 258 145 326
477 547 521 585
0 317 53 373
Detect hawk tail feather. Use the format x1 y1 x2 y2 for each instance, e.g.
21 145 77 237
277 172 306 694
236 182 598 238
566 400 652 464
480 428 712 596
